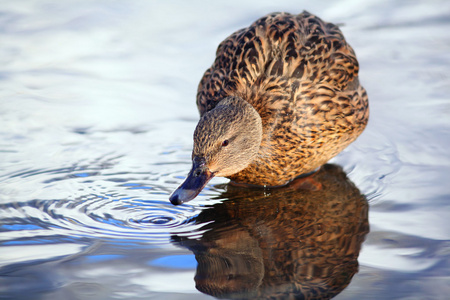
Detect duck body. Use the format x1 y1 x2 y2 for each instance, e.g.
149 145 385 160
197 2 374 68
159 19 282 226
170 11 368 205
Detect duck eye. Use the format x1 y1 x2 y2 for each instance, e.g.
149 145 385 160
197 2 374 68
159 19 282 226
221 140 229 147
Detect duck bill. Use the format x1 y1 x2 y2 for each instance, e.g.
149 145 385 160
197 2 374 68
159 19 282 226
169 157 214 205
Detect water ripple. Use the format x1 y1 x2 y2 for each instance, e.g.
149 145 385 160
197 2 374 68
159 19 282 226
0 195 206 245
0 160 209 246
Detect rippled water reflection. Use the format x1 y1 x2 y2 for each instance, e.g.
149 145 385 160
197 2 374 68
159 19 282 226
1 0 449 299
173 164 369 299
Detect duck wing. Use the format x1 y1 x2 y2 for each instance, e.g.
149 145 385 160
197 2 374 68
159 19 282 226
196 11 365 116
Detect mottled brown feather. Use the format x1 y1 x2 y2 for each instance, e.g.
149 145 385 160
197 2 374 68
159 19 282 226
196 11 369 186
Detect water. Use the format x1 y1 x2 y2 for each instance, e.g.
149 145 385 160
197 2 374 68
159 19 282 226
1 0 449 299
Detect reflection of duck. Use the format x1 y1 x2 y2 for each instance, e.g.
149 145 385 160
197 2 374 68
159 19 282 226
170 11 369 204
172 164 369 299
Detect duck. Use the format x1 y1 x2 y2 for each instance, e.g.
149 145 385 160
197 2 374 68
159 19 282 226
170 11 369 205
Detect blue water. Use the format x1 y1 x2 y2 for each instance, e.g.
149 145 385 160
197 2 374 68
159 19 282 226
1 0 449 299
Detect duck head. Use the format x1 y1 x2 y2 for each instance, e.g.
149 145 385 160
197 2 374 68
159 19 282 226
170 97 262 205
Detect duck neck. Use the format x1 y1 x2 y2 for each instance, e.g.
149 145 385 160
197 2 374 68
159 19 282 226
216 97 262 128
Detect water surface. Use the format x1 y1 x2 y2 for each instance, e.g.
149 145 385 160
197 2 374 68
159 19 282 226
1 1 449 299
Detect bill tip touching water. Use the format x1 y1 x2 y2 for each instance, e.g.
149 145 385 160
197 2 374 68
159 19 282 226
170 11 369 205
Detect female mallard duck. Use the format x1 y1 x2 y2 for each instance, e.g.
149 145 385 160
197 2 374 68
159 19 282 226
170 11 369 205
